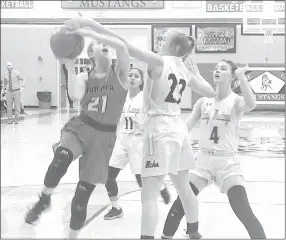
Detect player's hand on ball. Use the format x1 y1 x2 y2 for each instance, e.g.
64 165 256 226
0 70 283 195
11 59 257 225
64 12 92 30
235 64 249 77
66 28 93 38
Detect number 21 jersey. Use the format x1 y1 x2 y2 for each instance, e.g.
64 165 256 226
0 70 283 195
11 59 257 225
199 92 241 153
144 56 191 116
80 68 127 126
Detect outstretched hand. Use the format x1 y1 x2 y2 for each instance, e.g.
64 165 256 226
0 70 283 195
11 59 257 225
235 64 249 77
184 55 200 76
64 12 92 30
65 28 93 38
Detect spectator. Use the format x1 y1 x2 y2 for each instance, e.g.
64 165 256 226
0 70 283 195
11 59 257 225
2 62 25 124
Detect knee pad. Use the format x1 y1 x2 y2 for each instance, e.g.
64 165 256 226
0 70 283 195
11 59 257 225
105 178 118 198
70 181 95 230
44 147 73 188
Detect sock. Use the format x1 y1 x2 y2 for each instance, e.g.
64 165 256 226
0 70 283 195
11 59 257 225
111 199 120 209
160 183 167 190
161 234 173 239
67 228 79 239
141 235 154 239
42 186 54 196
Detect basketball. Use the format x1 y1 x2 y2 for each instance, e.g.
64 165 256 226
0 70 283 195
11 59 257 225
50 31 85 59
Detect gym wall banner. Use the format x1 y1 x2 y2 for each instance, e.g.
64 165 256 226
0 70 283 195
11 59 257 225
274 0 285 12
61 0 164 9
195 23 236 53
232 68 285 102
206 1 263 12
1 1 34 8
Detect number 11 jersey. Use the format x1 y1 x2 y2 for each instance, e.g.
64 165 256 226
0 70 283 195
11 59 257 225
118 91 144 135
80 68 127 126
144 56 191 116
199 92 241 153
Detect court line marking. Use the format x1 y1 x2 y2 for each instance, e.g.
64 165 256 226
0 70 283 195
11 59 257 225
83 188 140 228
1 179 285 190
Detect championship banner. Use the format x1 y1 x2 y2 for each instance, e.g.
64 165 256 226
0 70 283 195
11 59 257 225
1 1 34 8
195 24 236 53
61 0 164 9
274 0 285 12
206 1 263 12
233 69 285 102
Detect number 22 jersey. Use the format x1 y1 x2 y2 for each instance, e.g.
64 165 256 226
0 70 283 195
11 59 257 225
199 92 241 153
144 56 191 116
80 68 127 126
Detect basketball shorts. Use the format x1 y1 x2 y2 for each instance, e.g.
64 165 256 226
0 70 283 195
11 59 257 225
109 133 143 174
142 115 195 177
58 116 116 185
189 151 243 193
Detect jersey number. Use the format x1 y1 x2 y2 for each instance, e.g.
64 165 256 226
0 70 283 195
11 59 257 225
87 95 108 112
210 126 219 144
164 73 186 104
124 117 134 130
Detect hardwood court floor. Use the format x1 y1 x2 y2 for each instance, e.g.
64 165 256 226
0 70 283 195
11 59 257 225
1 108 285 238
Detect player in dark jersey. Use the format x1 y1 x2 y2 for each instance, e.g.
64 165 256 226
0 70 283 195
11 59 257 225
25 26 130 239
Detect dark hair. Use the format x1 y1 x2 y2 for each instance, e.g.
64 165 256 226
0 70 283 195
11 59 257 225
130 67 144 91
221 60 238 89
171 32 195 57
221 59 237 75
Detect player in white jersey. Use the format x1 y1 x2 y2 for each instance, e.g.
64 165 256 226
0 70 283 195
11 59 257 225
64 16 214 239
104 67 171 220
162 60 266 239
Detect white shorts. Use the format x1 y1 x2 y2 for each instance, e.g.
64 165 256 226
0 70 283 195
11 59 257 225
142 115 195 177
109 133 143 174
189 151 243 193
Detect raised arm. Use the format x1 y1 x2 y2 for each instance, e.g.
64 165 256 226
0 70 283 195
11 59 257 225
185 98 203 131
65 17 163 76
235 66 256 113
63 59 87 101
68 28 130 90
184 56 214 98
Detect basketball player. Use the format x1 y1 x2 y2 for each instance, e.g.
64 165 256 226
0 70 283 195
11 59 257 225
64 17 215 238
25 27 130 239
104 67 170 221
162 60 266 239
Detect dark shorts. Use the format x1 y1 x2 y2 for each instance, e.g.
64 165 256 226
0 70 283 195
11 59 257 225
58 116 116 185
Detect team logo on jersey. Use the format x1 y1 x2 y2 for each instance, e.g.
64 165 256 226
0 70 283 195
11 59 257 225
145 160 159 168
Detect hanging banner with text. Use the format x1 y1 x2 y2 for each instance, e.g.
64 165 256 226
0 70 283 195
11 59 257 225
206 1 263 12
274 0 285 12
195 24 236 53
61 0 164 9
233 69 285 102
1 1 34 8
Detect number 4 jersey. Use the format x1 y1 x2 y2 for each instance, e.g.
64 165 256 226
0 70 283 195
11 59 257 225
144 56 191 116
80 68 127 126
199 92 241 153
